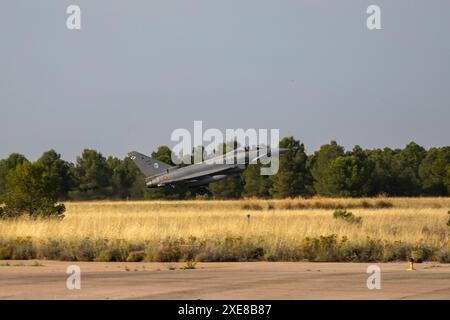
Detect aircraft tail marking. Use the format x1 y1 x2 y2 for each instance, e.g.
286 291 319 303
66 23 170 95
128 151 172 178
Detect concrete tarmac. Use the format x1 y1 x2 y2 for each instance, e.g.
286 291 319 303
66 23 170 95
0 261 449 300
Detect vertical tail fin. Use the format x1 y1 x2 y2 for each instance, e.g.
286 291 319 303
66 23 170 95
128 151 172 178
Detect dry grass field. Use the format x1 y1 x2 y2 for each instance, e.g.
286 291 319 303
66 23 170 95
0 197 449 262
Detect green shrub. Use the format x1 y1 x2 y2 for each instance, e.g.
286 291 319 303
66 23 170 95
410 246 436 263
333 209 362 224
37 239 66 260
267 241 303 261
93 240 143 262
0 235 445 263
11 237 36 259
96 248 123 262
383 241 413 261
72 238 96 261
436 247 450 263
301 235 340 262
94 250 114 262
200 237 267 262
340 237 384 262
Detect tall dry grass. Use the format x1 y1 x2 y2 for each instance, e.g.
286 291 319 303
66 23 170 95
0 198 449 262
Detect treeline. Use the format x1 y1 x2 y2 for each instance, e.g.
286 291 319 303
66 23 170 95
0 137 449 201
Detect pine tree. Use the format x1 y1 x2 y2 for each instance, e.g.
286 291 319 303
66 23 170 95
37 150 74 200
419 147 450 195
71 149 113 199
0 153 28 197
0 162 65 218
269 137 311 198
242 164 272 198
309 141 344 196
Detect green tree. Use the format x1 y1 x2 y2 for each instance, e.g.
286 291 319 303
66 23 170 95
445 165 450 195
71 149 112 199
37 150 74 200
208 175 243 199
309 141 345 196
419 147 450 195
365 148 398 196
391 142 426 196
242 163 272 198
106 157 139 199
269 137 312 198
0 153 29 197
325 146 373 197
151 146 174 165
0 162 65 219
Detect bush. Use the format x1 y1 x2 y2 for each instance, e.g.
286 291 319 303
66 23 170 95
11 237 36 260
267 241 303 261
333 209 362 224
93 240 143 262
383 241 413 261
208 236 244 262
341 237 384 262
300 235 340 261
37 239 67 260
436 248 450 263
410 246 436 263
0 236 445 263
73 238 96 261
126 250 145 262
0 206 19 219
197 237 267 262
154 240 183 262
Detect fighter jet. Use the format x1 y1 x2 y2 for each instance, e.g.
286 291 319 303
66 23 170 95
128 146 287 189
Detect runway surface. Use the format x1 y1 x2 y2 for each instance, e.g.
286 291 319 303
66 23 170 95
0 261 449 299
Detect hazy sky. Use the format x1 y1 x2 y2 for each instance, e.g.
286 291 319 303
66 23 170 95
1 0 449 161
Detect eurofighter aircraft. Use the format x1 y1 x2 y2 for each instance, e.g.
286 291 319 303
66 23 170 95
128 147 287 189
